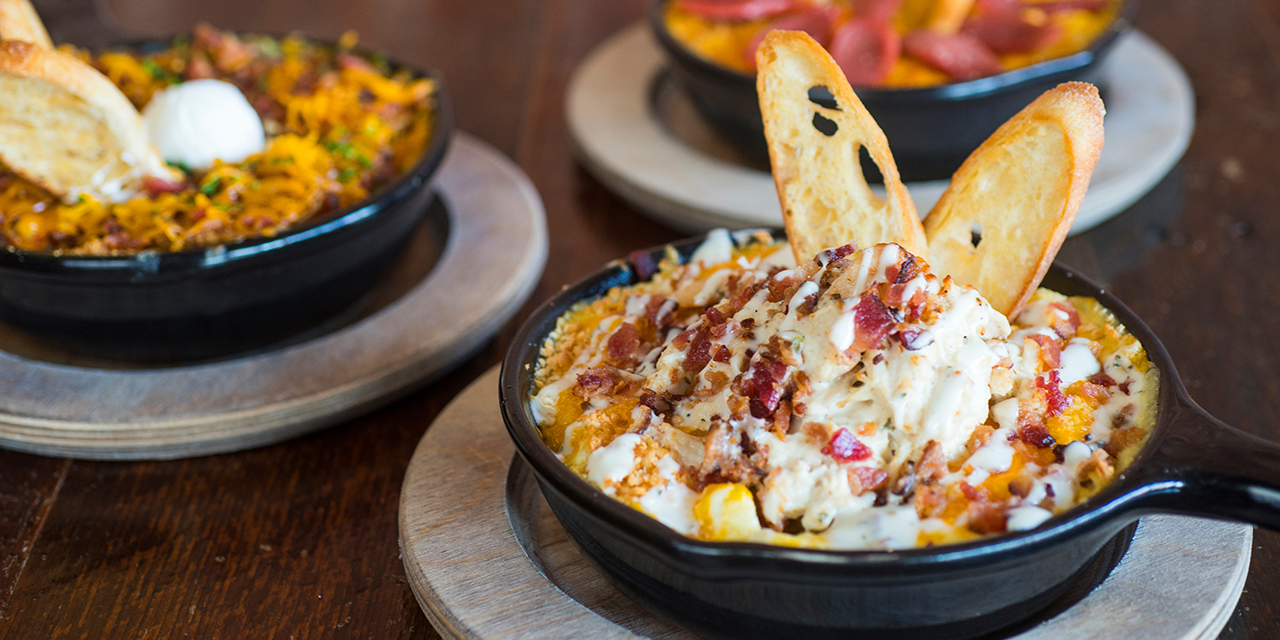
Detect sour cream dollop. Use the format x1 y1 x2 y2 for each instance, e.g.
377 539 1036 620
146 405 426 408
142 79 266 170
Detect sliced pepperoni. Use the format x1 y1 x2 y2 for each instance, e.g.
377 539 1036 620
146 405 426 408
829 18 902 87
743 5 840 69
676 0 802 21
851 0 904 22
1035 0 1109 13
964 10 1063 54
902 30 1003 80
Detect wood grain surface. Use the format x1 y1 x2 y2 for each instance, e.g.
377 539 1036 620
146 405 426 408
0 0 1277 638
400 367 1251 640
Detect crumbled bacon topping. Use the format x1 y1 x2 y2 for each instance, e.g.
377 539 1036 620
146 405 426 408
743 358 788 419
821 428 872 462
849 292 896 353
1036 370 1070 418
606 322 641 368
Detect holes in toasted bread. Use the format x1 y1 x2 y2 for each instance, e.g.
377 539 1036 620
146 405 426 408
812 113 838 136
970 222 984 249
807 85 840 110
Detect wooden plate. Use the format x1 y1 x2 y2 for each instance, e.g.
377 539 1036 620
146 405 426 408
567 25 1195 236
0 133 546 460
400 367 1252 640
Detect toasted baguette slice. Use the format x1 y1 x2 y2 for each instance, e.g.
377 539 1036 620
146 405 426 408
0 40 177 202
756 30 927 263
0 0 52 48
922 82 1104 318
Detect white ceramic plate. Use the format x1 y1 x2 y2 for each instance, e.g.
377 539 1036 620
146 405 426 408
568 24 1194 235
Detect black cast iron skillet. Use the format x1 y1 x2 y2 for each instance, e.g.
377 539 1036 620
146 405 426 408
500 232 1280 640
650 0 1135 181
0 37 453 361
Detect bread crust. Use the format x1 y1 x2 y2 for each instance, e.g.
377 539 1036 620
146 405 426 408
0 39 175 201
921 82 1104 317
0 0 51 48
756 30 927 264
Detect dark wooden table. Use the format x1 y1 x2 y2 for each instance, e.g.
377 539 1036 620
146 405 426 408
1 0 1275 637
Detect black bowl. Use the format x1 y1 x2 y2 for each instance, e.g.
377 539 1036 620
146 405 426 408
0 44 453 362
500 233 1280 640
650 0 1135 181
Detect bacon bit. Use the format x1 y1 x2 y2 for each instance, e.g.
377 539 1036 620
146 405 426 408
725 280 762 316
881 282 907 307
699 421 763 485
713 345 732 364
744 358 788 419
957 482 982 502
1036 370 1070 417
1009 475 1034 498
705 306 729 334
966 503 1008 535
770 398 792 436
848 292 897 354
638 390 674 414
915 484 946 517
188 208 207 222
644 295 672 327
577 366 618 393
696 371 731 398
1077 381 1111 404
683 328 713 373
767 272 805 302
817 243 857 266
1078 449 1115 485
916 440 947 482
894 328 934 351
627 248 658 281
1046 302 1081 339
1118 380 1132 395
1103 424 1145 457
606 322 641 368
797 291 820 316
672 327 695 348
1087 372 1117 388
892 254 923 283
1018 423 1056 449
822 428 872 462
1028 334 1061 369
848 467 888 495
143 176 187 195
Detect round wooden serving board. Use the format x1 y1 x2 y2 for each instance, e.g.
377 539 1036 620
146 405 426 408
400 367 1253 640
0 133 547 460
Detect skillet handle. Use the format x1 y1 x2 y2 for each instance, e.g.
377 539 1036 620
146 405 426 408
1134 395 1280 530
